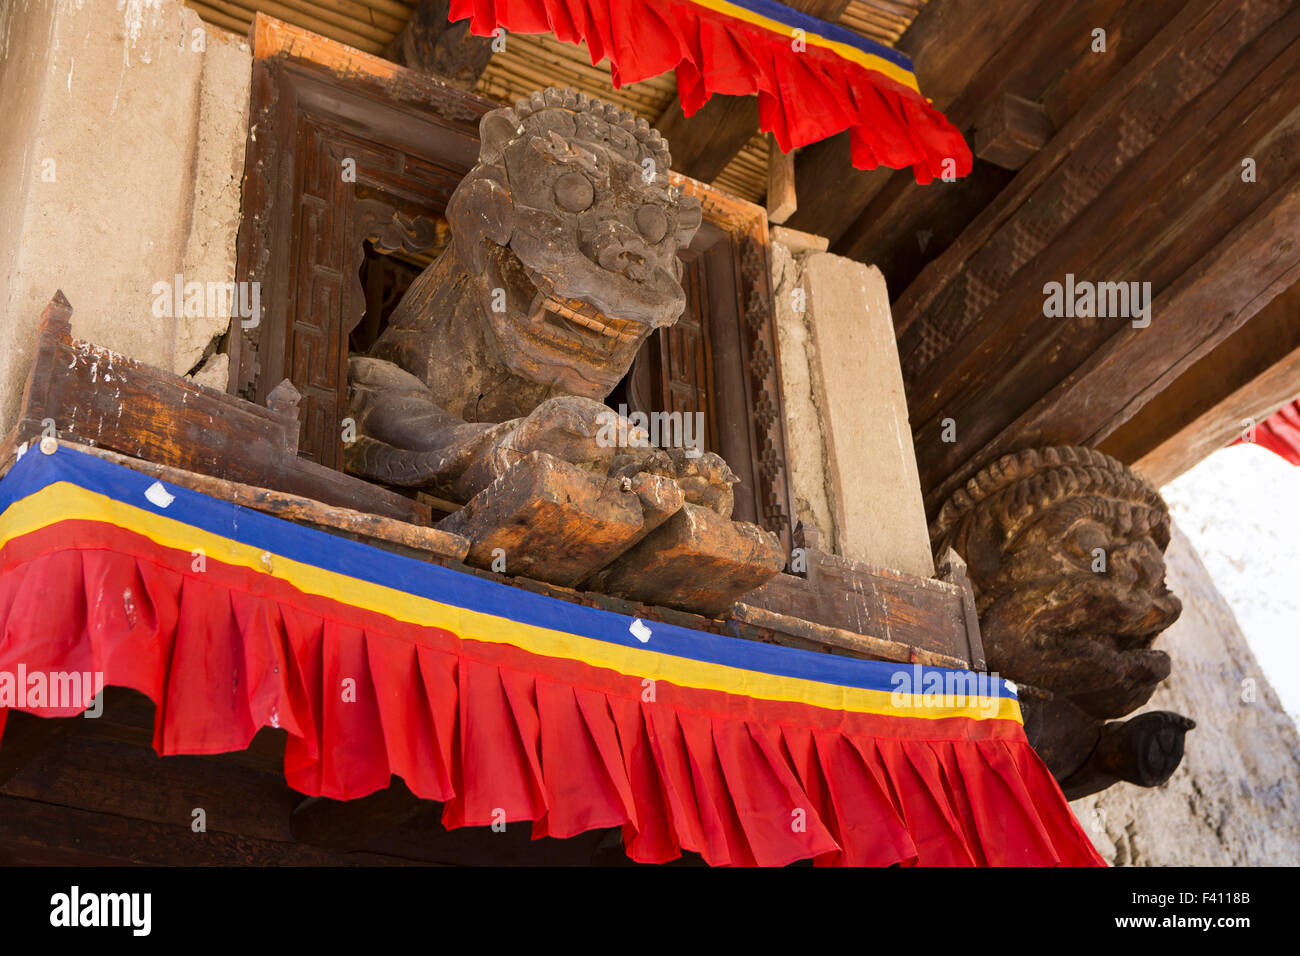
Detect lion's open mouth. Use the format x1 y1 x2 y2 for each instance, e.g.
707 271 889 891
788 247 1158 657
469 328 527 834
522 266 645 350
483 239 649 361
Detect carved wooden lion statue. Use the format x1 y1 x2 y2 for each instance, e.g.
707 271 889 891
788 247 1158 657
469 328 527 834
343 87 784 615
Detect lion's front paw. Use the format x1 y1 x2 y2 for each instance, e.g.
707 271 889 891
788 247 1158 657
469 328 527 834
661 448 738 518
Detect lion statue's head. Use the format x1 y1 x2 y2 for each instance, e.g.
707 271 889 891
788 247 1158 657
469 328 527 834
446 87 703 400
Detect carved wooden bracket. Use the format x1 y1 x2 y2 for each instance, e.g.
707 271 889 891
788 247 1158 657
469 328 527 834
355 198 446 257
931 445 1192 791
383 0 493 90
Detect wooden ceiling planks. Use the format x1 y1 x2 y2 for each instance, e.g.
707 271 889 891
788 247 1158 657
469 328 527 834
187 0 410 53
715 134 771 203
841 0 917 44
474 33 677 120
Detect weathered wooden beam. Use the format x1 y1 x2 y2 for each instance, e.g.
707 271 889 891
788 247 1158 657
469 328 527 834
589 503 786 618
766 136 798 223
290 781 428 851
0 791 423 865
0 712 77 789
437 452 655 587
834 158 1011 290
770 224 828 254
898 0 1294 373
731 603 970 669
904 4 1300 503
0 714 590 864
741 544 976 663
1103 280 1300 486
924 168 1300 513
291 776 610 864
934 547 985 671
972 92 1053 169
18 294 432 525
834 0 1169 270
384 0 492 89
921 41 1300 430
42 439 470 562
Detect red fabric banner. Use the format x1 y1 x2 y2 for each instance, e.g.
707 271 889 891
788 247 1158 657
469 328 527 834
0 520 1102 866
0 446 1103 866
1234 398 1300 465
451 0 973 183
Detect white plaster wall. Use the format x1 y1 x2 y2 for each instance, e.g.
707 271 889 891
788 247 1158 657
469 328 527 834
1163 443 1300 727
0 0 60 400
1071 523 1300 865
178 21 253 375
0 0 250 433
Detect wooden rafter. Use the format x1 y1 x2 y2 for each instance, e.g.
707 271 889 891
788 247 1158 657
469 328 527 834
1102 281 1300 486
833 0 1172 273
765 135 798 223
903 0 1300 509
925 170 1300 513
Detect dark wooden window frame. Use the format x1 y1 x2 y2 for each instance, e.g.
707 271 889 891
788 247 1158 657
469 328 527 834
662 176 796 552
230 16 488 469
229 16 795 551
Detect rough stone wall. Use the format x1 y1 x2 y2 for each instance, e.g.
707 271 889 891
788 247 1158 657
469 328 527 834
771 233 934 578
771 235 839 553
0 0 250 433
1070 523 1300 865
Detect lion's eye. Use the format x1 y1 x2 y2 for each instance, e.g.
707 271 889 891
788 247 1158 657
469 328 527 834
1063 524 1108 566
554 171 594 212
635 204 668 243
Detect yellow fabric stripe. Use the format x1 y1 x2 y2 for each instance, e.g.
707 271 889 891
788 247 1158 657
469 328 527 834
0 482 1019 723
688 0 920 92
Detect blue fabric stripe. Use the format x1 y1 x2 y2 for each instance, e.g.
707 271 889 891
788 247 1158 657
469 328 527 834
723 0 914 71
0 445 1012 698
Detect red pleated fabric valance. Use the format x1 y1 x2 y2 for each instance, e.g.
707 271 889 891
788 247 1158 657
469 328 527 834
450 0 973 183
0 445 1102 866
1234 398 1300 465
